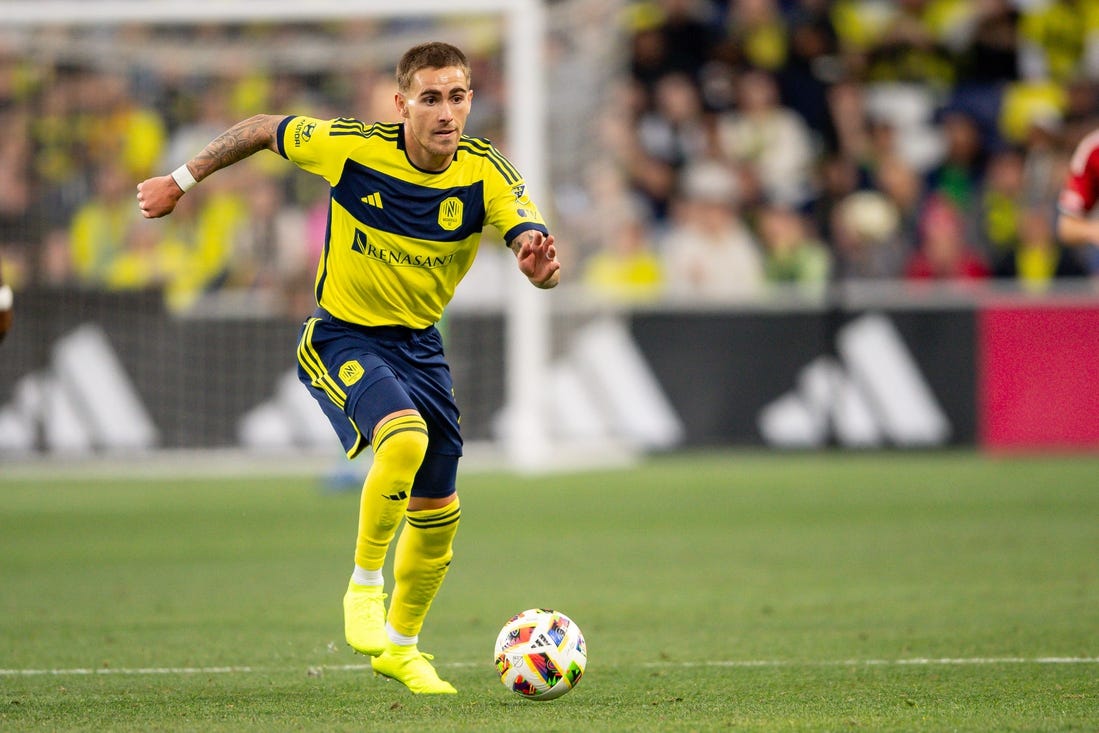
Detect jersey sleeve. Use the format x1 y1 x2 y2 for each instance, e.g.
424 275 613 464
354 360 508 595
1059 130 1099 217
480 148 549 244
277 115 362 185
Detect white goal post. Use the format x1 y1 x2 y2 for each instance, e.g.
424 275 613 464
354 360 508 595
7 0 554 470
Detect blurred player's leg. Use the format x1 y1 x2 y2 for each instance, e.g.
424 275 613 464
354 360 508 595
344 413 427 656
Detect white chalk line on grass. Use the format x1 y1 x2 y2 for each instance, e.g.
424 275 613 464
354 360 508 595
2 657 1097 677
660 657 1099 668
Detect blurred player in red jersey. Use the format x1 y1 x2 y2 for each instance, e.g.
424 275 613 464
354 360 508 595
0 255 12 342
1057 128 1099 250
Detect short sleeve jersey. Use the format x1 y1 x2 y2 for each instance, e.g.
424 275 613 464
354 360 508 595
1059 128 1099 219
277 116 548 328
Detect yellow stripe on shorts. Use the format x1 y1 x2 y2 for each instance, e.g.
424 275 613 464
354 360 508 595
297 318 348 409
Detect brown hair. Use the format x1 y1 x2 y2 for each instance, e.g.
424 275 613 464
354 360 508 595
396 42 471 93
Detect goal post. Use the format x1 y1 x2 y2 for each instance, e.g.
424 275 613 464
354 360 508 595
501 2 554 471
6 0 555 471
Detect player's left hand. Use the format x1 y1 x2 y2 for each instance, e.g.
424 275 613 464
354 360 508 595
516 231 560 289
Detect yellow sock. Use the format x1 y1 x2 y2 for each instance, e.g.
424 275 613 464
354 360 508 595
388 497 461 639
353 414 429 572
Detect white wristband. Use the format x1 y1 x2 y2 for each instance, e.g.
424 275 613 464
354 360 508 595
0 284 12 311
170 164 197 193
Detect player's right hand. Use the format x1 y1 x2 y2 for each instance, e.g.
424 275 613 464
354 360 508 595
136 175 185 218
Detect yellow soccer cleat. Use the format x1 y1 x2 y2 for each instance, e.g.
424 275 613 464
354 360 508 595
371 644 457 694
343 581 388 657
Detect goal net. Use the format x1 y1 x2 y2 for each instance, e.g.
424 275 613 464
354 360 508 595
0 0 653 471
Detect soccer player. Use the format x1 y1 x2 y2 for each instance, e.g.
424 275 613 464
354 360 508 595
136 42 560 694
0 256 12 342
1058 127 1099 255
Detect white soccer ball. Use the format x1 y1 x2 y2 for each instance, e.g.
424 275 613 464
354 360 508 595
493 608 587 700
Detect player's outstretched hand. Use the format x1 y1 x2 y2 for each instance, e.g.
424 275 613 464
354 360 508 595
516 231 560 289
136 175 185 218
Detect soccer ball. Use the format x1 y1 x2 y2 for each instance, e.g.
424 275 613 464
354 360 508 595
493 608 587 700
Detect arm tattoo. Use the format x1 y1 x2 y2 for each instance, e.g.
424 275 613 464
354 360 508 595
508 231 535 255
191 115 279 181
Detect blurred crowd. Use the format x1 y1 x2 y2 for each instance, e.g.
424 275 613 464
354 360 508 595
0 17 511 314
2 0 1099 314
572 0 1099 302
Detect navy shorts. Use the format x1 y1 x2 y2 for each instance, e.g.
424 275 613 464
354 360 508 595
296 309 463 468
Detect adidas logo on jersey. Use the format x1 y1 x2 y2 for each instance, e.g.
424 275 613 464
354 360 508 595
361 192 383 208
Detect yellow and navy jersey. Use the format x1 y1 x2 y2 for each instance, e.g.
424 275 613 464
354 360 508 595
277 115 548 328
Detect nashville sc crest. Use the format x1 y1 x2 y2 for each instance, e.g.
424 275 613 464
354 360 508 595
438 196 464 231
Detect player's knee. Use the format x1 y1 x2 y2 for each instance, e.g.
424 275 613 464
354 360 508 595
411 453 459 500
373 414 430 470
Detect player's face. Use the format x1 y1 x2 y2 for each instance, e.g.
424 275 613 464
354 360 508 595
396 66 472 172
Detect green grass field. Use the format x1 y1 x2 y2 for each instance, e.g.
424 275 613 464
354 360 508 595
2 451 1097 731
